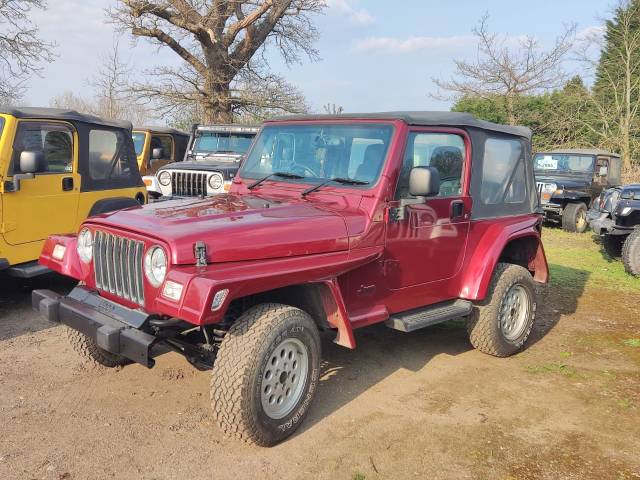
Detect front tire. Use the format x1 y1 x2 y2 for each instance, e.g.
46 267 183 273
467 263 537 357
562 202 588 233
622 228 640 276
67 327 129 368
211 304 321 446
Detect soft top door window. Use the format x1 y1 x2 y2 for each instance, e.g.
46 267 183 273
481 138 526 205
396 132 466 199
11 121 74 175
79 127 142 192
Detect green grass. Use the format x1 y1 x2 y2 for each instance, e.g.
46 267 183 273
622 338 640 348
543 228 640 293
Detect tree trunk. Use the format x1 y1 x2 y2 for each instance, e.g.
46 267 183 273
202 74 234 124
505 92 516 125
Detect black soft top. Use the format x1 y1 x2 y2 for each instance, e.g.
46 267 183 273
0 107 131 130
273 111 532 139
134 126 189 136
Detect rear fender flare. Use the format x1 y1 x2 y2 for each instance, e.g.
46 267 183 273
459 226 548 301
89 196 144 217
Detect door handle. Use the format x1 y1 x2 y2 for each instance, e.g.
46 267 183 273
62 177 74 191
451 200 465 219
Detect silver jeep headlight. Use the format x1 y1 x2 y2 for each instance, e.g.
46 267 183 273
158 170 171 186
208 173 224 191
77 228 93 264
144 246 167 287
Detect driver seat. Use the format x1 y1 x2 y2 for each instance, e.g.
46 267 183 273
356 144 385 183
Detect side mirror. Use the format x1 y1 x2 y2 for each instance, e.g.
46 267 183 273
409 166 441 197
152 148 164 160
19 151 46 174
599 166 608 176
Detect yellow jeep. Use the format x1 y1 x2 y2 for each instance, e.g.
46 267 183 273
132 127 189 176
0 107 146 278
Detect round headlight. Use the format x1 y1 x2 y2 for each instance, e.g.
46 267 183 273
77 228 93 264
144 246 167 287
208 173 223 191
158 171 171 186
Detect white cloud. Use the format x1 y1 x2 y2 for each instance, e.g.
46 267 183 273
352 35 475 54
576 25 605 41
326 0 375 26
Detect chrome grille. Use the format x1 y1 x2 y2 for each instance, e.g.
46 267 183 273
93 230 145 305
171 171 207 196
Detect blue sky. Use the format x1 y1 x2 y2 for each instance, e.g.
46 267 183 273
27 0 612 115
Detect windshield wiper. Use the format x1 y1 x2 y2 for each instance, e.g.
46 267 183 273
302 177 369 196
248 171 305 190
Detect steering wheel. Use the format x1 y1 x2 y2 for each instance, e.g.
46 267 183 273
290 163 319 177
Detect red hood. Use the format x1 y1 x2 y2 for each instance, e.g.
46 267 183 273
85 194 350 265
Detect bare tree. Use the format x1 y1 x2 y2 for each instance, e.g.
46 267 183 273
323 103 343 114
51 42 151 125
108 1 325 124
90 41 150 125
0 0 55 104
433 15 575 125
576 1 640 171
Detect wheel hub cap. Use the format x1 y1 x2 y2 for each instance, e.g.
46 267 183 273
260 337 309 420
499 284 530 341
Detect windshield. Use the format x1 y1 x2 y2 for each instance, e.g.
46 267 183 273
241 124 394 186
534 153 595 174
193 132 255 157
132 132 146 156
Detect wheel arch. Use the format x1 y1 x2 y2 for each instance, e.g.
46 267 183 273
228 279 356 349
88 196 144 217
459 227 548 302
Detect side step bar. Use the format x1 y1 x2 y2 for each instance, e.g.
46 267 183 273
385 299 473 332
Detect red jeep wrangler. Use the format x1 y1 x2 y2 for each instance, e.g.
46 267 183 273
33 112 549 446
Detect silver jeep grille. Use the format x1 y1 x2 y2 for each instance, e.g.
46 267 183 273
171 171 208 196
93 230 145 305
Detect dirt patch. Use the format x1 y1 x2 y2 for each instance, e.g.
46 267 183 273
1 232 640 479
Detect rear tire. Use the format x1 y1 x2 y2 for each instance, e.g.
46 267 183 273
603 234 625 258
562 202 588 233
622 228 640 276
467 263 537 357
211 303 321 446
66 327 128 368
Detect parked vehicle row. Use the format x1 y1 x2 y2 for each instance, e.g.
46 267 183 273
534 149 621 233
0 107 147 278
33 111 549 446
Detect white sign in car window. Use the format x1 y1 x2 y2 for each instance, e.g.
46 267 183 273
538 155 558 170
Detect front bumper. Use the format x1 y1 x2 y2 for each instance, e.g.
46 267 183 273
32 287 157 368
540 203 563 216
587 210 633 236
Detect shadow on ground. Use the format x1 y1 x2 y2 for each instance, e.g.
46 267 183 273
528 263 589 346
0 272 76 341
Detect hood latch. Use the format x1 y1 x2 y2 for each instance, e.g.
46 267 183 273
194 241 208 267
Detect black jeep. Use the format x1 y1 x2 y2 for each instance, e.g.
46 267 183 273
534 149 621 232
588 184 640 276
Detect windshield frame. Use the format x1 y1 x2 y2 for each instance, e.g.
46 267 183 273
533 153 596 175
238 120 397 191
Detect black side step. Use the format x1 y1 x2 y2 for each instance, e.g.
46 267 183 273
385 299 473 333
